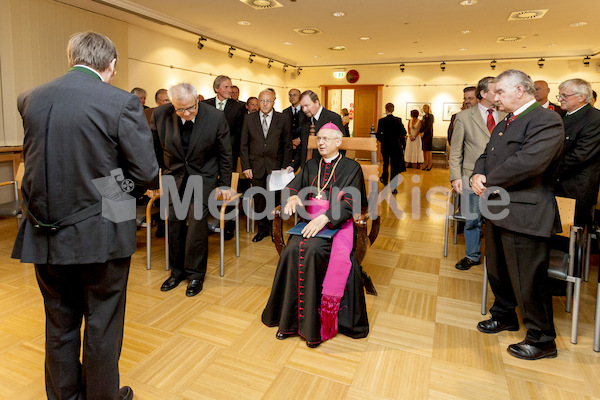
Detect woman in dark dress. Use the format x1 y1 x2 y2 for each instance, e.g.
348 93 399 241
419 104 434 170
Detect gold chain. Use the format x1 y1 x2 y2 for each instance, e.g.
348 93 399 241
315 156 342 199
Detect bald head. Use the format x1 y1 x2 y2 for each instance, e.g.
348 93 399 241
534 80 551 104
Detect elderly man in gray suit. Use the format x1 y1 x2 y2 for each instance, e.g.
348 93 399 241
14 32 157 400
449 76 506 270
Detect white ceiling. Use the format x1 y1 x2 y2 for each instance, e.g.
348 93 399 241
57 0 600 68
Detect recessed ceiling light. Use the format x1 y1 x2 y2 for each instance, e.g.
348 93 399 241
570 21 587 27
458 48 467 51
547 43 557 47
360 36 370 40
497 36 525 43
237 20 251 26
508 9 548 21
459 0 477 5
329 45 347 51
377 52 384 55
314 55 320 58
283 42 293 45
332 11 346 17
459 30 471 34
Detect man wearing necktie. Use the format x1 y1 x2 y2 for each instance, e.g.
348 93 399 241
449 76 505 271
152 83 232 297
203 75 245 239
471 69 564 360
240 89 293 242
294 90 346 171
283 88 306 170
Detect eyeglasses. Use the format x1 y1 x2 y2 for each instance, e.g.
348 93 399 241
174 101 198 113
259 99 273 104
316 136 337 143
556 93 577 100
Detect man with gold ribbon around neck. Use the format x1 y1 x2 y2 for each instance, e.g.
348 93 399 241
262 123 369 348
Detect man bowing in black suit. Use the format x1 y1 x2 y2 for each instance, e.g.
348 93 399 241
153 83 232 297
14 31 158 400
240 89 293 242
294 90 346 170
471 69 564 360
376 102 407 190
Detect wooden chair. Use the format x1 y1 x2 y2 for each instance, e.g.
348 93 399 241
272 136 380 295
481 196 584 344
0 162 24 226
150 172 241 276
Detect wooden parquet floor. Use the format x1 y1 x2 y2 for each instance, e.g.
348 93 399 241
2 165 600 399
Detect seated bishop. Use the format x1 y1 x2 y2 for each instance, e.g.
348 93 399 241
261 122 369 348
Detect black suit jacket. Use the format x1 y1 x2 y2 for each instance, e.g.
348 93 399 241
294 108 345 170
151 102 232 204
203 97 245 161
13 69 158 264
283 105 306 140
555 104 600 208
240 111 293 179
376 114 407 154
473 103 564 238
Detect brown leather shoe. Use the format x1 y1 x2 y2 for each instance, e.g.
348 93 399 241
507 341 557 360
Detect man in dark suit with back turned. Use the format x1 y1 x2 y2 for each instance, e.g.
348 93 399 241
13 31 158 400
555 78 600 229
294 90 346 170
376 102 407 192
153 83 232 297
240 89 293 242
471 69 564 360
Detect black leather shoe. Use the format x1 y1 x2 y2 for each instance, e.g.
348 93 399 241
160 276 183 292
224 230 235 241
186 279 203 297
455 257 481 270
252 232 269 242
507 341 557 360
392 189 398 194
477 318 519 334
306 341 322 348
379 177 387 185
119 386 133 400
276 330 294 340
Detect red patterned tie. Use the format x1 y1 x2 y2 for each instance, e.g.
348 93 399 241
486 109 495 133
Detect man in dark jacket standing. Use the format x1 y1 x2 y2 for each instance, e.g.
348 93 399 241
13 31 158 400
376 103 407 190
471 69 564 361
555 78 600 229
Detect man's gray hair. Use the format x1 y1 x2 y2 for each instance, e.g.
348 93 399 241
67 31 117 72
559 78 593 104
130 87 146 96
168 83 197 102
495 69 535 96
213 75 231 91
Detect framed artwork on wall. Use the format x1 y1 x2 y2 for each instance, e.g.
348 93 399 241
406 102 431 119
443 102 463 121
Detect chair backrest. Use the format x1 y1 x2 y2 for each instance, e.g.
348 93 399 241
306 136 378 153
556 196 576 238
431 137 447 153
231 172 239 192
15 162 24 190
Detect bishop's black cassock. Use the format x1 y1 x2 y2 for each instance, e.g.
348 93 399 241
261 154 369 345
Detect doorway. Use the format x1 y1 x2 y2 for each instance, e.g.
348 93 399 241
322 85 383 160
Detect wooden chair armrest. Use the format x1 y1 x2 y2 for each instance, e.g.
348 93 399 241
0 180 16 188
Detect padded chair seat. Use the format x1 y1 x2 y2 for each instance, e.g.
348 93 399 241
548 249 569 281
0 200 22 217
